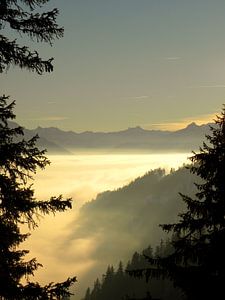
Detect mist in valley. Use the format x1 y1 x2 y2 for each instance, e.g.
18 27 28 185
2 1 225 299
23 152 190 299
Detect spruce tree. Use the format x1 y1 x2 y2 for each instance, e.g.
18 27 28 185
0 95 76 298
0 0 64 74
0 1 76 298
130 106 225 299
83 287 91 300
91 278 101 300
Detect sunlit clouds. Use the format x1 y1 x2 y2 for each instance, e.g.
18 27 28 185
26 153 189 297
33 154 189 203
146 112 217 131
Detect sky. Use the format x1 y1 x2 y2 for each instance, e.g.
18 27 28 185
1 0 225 132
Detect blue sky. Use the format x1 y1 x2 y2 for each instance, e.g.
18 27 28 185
1 0 225 131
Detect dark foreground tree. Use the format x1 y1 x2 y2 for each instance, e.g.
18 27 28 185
129 106 225 300
0 94 76 299
0 0 64 74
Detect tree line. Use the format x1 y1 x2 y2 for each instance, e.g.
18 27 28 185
2 1 225 300
82 242 181 300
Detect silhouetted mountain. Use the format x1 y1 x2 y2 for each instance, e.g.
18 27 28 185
9 121 213 153
24 127 72 154
9 121 71 154
23 123 212 153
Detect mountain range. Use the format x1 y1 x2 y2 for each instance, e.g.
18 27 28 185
12 121 213 154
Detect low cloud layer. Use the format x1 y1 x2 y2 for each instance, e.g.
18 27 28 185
25 153 189 299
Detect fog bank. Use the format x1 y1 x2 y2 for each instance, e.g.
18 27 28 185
23 153 189 298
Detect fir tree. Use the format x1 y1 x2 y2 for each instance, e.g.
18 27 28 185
0 1 76 298
130 106 225 299
0 95 76 298
0 0 64 73
83 287 91 300
102 265 114 285
117 261 124 276
82 245 180 300
91 278 101 300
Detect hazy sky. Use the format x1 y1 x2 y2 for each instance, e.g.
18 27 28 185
1 0 225 132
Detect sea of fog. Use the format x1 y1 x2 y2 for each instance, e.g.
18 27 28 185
24 152 189 298
33 153 189 203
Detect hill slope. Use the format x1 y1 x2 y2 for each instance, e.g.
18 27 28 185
67 167 198 299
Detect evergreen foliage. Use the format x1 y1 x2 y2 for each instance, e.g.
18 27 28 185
0 0 64 73
0 1 76 298
0 95 76 299
82 243 181 300
129 106 225 299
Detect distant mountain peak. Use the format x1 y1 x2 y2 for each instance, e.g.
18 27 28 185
127 126 145 132
186 122 198 128
12 120 212 153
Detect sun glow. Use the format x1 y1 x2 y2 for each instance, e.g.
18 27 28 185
148 113 217 131
25 152 189 297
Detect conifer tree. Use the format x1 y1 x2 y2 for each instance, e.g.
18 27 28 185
102 265 114 285
117 261 124 275
0 96 76 298
0 1 76 298
0 0 64 74
129 106 225 299
91 278 101 300
83 287 91 300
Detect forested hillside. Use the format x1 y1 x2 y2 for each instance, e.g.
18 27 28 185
68 166 198 297
81 243 183 300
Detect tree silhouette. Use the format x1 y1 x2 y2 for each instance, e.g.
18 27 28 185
129 106 225 299
0 1 76 298
0 95 76 298
0 0 64 74
81 244 182 300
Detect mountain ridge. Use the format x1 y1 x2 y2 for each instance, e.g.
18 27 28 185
11 121 214 153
